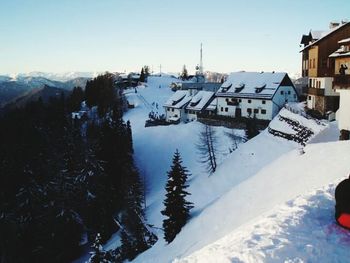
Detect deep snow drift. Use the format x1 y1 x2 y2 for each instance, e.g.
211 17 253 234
178 179 350 263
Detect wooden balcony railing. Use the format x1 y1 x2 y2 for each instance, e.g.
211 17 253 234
307 87 325 96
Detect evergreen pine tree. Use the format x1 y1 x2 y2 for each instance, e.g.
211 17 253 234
140 68 145 82
245 116 259 140
88 233 110 263
180 65 188 80
119 167 157 260
161 150 193 243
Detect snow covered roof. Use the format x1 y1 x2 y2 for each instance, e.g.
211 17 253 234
181 82 221 92
310 30 329 40
329 43 350 58
186 91 215 111
206 98 217 111
164 90 192 109
339 38 350 44
216 71 289 99
301 22 350 51
329 50 350 58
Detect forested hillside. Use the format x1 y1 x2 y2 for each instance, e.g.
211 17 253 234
0 74 154 263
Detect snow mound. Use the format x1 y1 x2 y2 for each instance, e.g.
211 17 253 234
179 180 350 263
268 108 328 145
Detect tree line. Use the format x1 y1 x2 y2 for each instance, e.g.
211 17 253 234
0 73 155 263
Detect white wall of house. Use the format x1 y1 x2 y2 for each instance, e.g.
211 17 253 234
165 107 182 122
217 97 273 120
337 89 350 131
307 94 316 109
217 97 236 117
185 110 198 122
216 87 297 120
272 86 298 117
240 99 273 120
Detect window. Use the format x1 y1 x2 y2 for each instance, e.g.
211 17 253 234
247 108 252 114
168 108 171 111
239 99 242 102
285 99 288 103
171 108 174 112
248 99 251 103
288 91 291 95
308 96 311 100
280 91 284 95
226 98 229 102
313 58 316 68
261 109 266 114
221 107 224 112
262 100 266 104
254 109 259 114
225 107 228 112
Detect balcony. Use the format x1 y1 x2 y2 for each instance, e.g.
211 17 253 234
333 75 350 89
307 87 325 96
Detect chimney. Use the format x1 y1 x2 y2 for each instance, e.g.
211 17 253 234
341 19 349 25
329 21 340 29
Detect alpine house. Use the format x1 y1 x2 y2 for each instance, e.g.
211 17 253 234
215 71 298 120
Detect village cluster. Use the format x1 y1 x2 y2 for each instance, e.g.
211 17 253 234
160 20 350 141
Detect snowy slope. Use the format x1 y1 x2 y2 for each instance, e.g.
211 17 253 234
179 173 350 262
101 74 349 263
123 75 246 228
136 138 350 262
126 78 350 262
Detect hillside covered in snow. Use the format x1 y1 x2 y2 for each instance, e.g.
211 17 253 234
0 73 91 107
113 75 350 263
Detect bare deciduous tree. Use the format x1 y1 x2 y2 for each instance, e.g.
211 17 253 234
197 124 217 175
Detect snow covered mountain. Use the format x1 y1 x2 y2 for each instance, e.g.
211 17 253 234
0 73 91 107
9 71 101 82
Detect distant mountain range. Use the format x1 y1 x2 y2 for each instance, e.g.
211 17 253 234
8 71 102 82
0 72 93 108
2 85 71 112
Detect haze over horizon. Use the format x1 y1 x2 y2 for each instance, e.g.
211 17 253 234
1 0 349 75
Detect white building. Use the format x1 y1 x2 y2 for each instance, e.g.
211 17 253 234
185 91 215 121
215 72 298 120
164 90 215 123
306 77 338 111
164 90 192 123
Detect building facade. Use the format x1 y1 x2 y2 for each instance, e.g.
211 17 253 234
331 38 350 139
301 21 350 117
215 72 298 120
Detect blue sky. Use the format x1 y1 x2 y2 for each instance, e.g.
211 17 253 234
0 0 349 75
